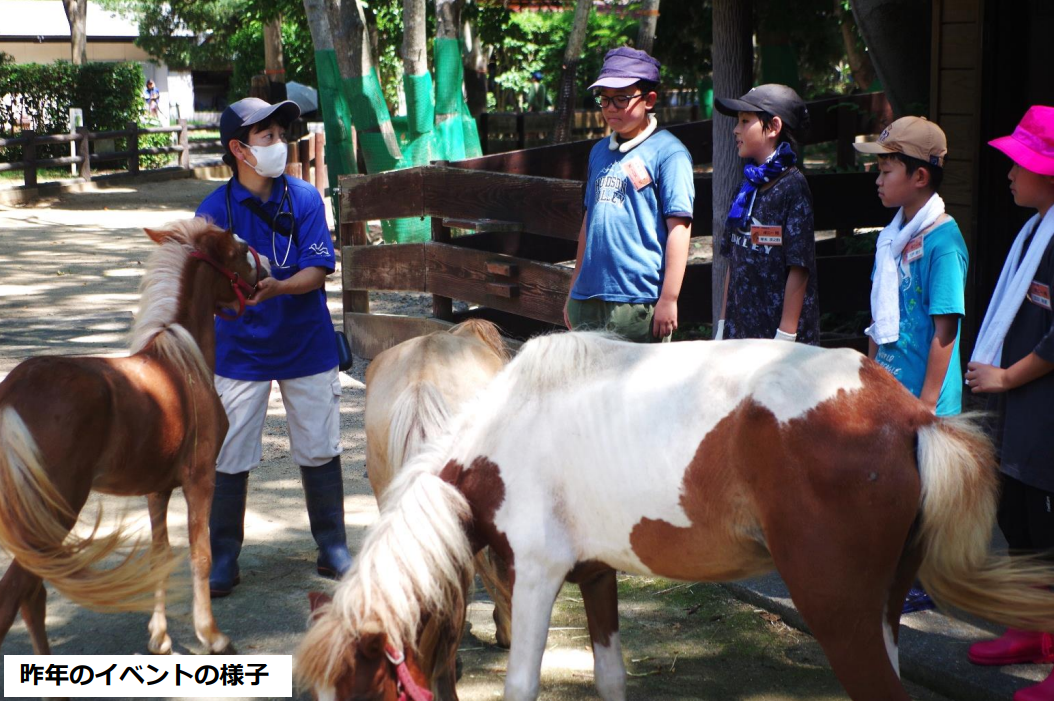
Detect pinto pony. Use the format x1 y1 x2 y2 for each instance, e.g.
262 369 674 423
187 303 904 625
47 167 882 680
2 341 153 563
0 218 267 656
363 319 512 698
298 332 1054 701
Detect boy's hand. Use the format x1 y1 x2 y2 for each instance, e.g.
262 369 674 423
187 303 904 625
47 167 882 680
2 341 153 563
653 298 677 338
964 362 1008 394
246 277 284 306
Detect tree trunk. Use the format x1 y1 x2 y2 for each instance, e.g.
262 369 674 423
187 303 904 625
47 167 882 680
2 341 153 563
433 0 481 159
324 0 401 162
303 0 358 178
264 17 286 102
849 0 930 115
636 0 661 55
461 14 491 117
403 0 428 76
836 0 876 91
61 0 87 65
552 0 591 143
711 0 753 329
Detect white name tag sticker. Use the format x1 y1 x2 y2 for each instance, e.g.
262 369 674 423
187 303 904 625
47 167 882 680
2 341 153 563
903 236 924 263
1027 281 1052 310
620 157 652 191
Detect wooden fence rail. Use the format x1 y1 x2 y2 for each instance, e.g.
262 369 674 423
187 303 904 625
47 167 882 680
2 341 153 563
340 92 892 359
0 119 328 196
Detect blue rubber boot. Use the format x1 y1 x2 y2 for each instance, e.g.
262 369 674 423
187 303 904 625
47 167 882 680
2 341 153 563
300 457 353 579
209 470 248 598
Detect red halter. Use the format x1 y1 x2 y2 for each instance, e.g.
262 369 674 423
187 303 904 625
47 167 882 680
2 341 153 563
384 645 433 701
189 246 262 321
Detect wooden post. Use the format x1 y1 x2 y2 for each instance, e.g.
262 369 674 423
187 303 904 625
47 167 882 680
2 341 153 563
516 112 525 150
431 215 454 321
836 104 856 238
178 118 190 170
77 126 91 181
285 141 302 179
313 131 326 196
22 129 37 189
342 220 370 315
299 136 312 182
127 120 139 176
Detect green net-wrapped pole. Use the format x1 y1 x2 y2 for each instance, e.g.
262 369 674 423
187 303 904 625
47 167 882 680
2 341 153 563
433 37 481 160
314 49 357 192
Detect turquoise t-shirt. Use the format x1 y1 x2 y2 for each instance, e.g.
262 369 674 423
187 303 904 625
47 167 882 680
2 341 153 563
571 129 695 303
873 218 968 416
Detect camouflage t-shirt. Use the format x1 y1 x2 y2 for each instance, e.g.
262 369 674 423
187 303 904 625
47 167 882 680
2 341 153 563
720 167 820 344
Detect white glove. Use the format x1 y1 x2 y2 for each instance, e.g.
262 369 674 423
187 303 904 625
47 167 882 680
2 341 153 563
714 319 725 341
774 328 797 342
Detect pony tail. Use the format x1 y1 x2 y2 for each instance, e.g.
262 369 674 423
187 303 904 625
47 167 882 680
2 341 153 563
916 413 1054 629
384 384 452 498
0 407 179 612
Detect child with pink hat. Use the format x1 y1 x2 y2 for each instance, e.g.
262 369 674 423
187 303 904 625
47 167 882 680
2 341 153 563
965 105 1054 701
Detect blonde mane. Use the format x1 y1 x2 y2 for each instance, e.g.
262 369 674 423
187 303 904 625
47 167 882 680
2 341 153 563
128 218 214 381
296 436 473 690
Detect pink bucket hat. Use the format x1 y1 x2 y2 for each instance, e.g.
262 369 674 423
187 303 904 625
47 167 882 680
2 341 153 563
989 105 1054 176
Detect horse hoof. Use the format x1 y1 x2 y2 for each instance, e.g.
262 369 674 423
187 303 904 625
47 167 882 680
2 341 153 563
149 636 173 655
211 637 237 655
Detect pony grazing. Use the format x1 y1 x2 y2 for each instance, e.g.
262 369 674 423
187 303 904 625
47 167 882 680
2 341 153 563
0 218 268 656
363 319 512 699
299 332 1054 701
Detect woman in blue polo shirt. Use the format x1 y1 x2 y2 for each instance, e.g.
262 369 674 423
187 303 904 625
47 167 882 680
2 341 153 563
196 97 351 598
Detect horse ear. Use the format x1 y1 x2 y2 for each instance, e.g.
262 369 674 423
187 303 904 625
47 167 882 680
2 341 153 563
145 227 169 244
308 591 332 613
358 622 388 661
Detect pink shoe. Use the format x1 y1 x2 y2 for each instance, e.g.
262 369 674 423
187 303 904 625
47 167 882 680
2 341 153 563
1015 667 1054 701
969 629 1054 666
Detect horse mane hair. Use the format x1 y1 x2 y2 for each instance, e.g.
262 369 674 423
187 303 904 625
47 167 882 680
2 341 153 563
503 330 624 394
450 318 511 363
296 435 474 690
128 218 213 381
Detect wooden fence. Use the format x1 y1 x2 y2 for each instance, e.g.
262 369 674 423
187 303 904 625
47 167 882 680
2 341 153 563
339 92 892 358
478 104 699 153
0 119 328 197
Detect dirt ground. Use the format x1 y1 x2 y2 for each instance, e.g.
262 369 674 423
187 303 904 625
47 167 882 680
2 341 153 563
0 179 949 701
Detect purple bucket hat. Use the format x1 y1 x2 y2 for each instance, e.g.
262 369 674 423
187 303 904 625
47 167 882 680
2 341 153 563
989 105 1054 176
588 47 661 91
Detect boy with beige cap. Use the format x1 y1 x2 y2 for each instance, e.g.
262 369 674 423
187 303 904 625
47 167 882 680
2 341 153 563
854 116 968 616
855 116 968 417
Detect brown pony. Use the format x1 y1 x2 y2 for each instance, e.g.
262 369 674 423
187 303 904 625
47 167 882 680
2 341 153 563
0 218 267 656
364 319 512 699
298 332 1054 701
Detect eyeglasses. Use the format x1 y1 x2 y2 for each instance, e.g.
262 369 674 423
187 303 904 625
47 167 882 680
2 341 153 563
595 93 643 110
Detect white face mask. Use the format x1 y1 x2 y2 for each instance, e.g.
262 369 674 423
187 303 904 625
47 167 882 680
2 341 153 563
241 141 287 178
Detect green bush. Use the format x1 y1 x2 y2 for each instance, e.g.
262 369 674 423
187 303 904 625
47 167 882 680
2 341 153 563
0 61 144 163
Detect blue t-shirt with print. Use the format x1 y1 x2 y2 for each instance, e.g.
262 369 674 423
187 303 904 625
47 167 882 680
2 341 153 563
197 175 337 382
571 129 695 304
872 218 968 416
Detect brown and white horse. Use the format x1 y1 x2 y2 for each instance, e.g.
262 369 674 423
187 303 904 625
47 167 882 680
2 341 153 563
0 218 267 656
298 331 1054 701
363 319 512 699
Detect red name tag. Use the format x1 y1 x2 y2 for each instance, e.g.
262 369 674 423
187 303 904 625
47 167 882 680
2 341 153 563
903 236 924 264
750 225 783 246
1028 281 1052 310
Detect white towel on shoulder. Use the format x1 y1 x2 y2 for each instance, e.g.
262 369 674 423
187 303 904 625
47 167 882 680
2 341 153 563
971 208 1054 366
866 193 946 345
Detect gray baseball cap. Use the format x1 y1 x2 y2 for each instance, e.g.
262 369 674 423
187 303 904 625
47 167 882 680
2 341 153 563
220 97 300 147
714 84 810 132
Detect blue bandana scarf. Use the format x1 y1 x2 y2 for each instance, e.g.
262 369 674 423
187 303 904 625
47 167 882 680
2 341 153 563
726 142 798 231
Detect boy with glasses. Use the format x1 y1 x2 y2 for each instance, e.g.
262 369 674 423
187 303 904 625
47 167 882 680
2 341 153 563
564 47 695 342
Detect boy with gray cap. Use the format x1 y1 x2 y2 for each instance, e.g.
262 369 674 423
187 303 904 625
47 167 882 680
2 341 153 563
714 83 819 344
197 97 352 597
564 47 695 342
